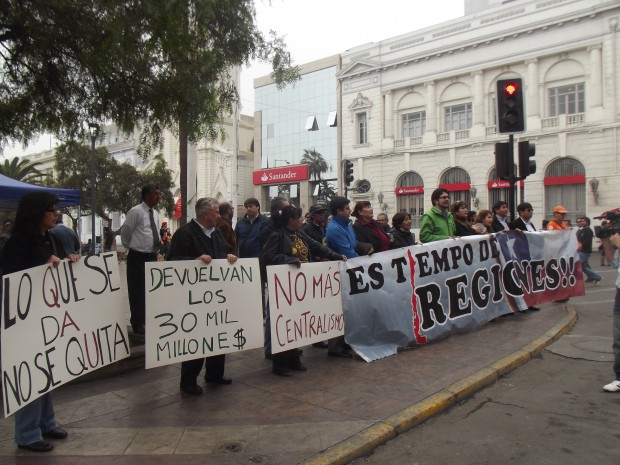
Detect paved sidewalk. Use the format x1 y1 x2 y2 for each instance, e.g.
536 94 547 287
0 285 575 465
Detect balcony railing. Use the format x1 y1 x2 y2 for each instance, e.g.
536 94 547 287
437 132 450 144
542 117 559 128
410 136 423 146
567 113 585 126
455 129 469 140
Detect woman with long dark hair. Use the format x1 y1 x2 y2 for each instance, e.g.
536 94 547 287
351 201 390 253
451 201 477 236
0 191 80 452
261 205 346 376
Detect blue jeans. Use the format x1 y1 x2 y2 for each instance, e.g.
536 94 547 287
14 393 57 446
579 252 602 282
614 288 620 381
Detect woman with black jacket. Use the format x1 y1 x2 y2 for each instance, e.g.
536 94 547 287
0 192 80 453
261 204 346 376
390 212 416 249
351 201 390 254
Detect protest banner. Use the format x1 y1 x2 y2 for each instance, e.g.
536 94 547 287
341 230 584 362
1 253 129 417
145 258 263 368
267 261 344 354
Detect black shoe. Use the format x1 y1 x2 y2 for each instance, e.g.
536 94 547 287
328 350 352 358
312 342 328 349
205 376 232 385
528 306 541 311
272 367 292 376
18 440 54 452
180 384 203 395
290 363 307 371
43 427 68 439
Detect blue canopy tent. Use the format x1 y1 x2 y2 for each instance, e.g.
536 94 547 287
0 173 80 210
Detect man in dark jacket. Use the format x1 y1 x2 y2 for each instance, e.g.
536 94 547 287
302 204 327 258
491 200 510 233
576 216 602 285
234 198 266 258
167 197 237 395
509 202 537 232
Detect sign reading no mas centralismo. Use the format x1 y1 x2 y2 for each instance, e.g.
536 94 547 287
267 261 344 354
1 254 129 417
145 258 264 368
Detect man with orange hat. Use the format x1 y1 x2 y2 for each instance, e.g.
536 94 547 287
547 205 570 230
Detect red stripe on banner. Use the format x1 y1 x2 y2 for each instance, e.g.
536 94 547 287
543 174 586 186
438 182 471 192
408 249 426 344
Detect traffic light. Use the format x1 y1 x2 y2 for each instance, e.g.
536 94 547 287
494 142 512 179
344 160 354 186
496 78 525 134
518 141 536 178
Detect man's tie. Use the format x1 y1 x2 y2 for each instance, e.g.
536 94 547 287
149 208 159 252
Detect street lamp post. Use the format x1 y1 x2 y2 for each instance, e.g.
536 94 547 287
88 123 99 255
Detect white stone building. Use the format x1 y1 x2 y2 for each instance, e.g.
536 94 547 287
22 113 255 240
337 0 620 230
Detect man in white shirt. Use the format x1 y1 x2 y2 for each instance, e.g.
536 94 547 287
509 202 537 232
491 200 510 232
509 202 540 312
121 184 161 335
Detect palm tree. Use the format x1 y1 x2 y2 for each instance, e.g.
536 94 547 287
300 148 329 181
0 156 47 184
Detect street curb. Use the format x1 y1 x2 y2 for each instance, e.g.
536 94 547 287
298 305 578 465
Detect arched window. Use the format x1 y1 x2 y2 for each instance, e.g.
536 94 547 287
439 167 471 207
396 172 424 228
544 158 585 225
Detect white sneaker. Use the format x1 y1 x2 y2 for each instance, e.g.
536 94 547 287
603 380 620 392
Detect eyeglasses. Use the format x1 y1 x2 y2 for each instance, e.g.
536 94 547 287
439 195 450 199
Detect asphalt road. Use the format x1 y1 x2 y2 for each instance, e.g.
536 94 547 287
351 264 620 465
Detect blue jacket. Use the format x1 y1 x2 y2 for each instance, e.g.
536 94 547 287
234 214 267 258
326 215 359 258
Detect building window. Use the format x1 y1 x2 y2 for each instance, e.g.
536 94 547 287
439 167 471 206
544 158 586 225
396 172 424 228
357 112 367 145
402 111 426 138
444 103 472 131
548 83 585 116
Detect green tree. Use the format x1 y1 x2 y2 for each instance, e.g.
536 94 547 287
1 1 299 224
0 157 47 184
54 141 142 221
301 149 329 181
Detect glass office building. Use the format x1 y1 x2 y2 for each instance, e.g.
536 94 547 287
255 61 339 180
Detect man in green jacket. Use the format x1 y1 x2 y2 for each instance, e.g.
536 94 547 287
419 188 456 243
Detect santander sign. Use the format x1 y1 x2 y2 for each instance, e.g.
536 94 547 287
253 164 309 185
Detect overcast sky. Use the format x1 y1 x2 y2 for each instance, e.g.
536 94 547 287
4 0 465 158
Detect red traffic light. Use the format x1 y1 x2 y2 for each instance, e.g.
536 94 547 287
504 82 518 96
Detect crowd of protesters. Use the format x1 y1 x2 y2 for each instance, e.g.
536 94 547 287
2 183 615 454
